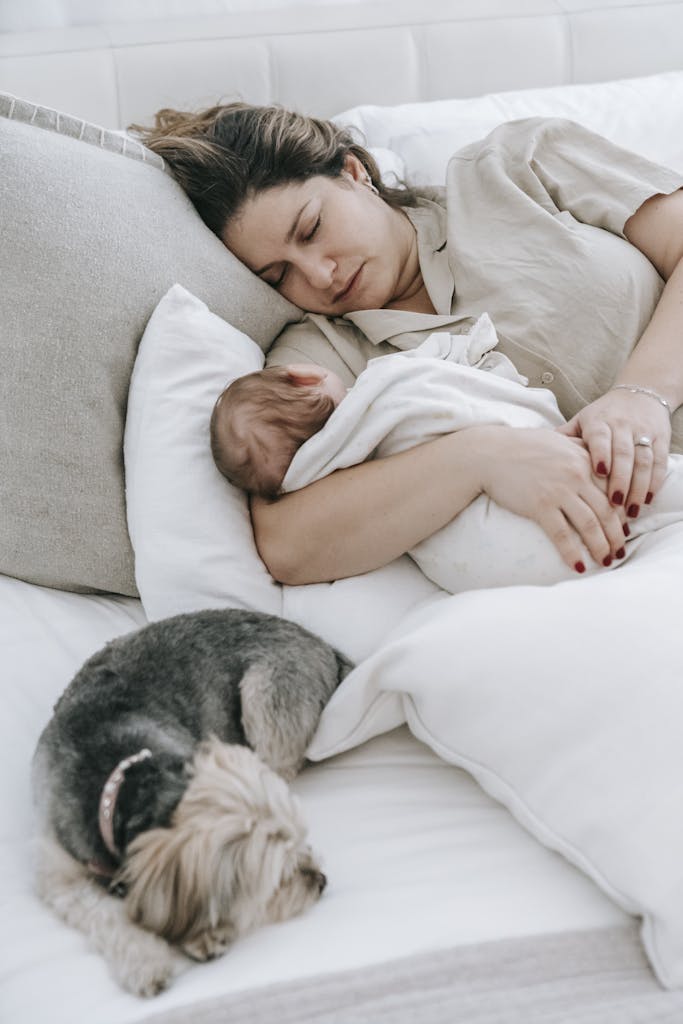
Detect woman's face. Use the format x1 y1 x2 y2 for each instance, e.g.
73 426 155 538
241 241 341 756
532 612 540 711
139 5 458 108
222 155 418 316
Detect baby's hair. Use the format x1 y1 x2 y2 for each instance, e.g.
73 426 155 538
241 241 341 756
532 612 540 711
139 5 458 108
210 366 336 498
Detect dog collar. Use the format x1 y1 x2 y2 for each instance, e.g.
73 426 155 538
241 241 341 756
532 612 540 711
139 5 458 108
98 748 152 859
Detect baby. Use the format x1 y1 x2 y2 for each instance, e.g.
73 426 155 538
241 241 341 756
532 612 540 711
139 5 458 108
211 317 683 594
211 363 347 500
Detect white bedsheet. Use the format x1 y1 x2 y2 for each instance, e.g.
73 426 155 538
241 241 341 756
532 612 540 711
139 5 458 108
0 571 626 1023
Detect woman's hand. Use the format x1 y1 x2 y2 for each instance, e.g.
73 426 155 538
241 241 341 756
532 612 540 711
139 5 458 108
557 389 671 518
474 425 627 573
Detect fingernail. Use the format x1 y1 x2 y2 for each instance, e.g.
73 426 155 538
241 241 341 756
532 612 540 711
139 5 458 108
645 492 653 505
612 491 624 506
616 547 626 559
596 461 608 476
623 522 631 537
602 555 612 567
574 561 586 574
627 504 640 518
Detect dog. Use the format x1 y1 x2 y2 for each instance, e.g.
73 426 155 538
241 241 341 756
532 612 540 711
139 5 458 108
32 608 351 996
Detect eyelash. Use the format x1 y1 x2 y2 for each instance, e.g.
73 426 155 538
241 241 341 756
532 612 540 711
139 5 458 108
304 216 321 242
272 216 321 288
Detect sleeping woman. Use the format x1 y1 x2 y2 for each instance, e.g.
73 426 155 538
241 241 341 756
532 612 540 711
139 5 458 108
132 103 683 586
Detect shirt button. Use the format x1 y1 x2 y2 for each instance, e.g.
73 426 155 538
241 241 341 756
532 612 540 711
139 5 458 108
540 371 555 385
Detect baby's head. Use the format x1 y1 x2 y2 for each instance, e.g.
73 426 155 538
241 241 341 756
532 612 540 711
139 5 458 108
211 364 346 498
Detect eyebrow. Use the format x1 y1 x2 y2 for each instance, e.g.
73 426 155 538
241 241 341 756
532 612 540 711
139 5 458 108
255 200 310 276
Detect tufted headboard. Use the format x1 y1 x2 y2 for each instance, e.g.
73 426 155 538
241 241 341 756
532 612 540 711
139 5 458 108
1 0 683 128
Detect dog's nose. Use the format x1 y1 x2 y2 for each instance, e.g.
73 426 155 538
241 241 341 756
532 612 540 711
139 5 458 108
302 865 327 893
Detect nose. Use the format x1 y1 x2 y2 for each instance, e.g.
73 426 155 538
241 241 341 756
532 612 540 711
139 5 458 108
299 253 335 290
315 870 327 894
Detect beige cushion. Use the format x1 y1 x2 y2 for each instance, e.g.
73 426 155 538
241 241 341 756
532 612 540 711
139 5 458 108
0 93 298 597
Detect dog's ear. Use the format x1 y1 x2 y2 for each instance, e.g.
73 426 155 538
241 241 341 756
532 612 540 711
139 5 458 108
118 826 193 942
115 753 192 853
120 808 248 947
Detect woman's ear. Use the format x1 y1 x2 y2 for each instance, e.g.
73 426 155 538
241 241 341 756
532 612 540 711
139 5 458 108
342 152 367 182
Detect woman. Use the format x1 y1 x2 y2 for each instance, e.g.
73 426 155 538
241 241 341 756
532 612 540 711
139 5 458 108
133 103 683 585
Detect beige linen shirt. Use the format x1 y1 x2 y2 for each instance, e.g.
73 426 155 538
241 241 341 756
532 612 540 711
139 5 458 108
266 117 683 451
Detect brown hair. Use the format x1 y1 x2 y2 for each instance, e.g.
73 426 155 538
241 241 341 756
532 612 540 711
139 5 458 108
129 102 421 237
210 366 336 498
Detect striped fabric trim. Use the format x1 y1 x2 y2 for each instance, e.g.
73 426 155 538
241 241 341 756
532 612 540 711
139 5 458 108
0 91 165 170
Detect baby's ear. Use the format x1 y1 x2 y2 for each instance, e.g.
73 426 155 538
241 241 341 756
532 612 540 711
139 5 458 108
285 367 325 388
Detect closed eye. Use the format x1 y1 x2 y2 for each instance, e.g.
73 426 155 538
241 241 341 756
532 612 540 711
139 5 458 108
270 266 287 288
267 217 321 288
304 216 321 241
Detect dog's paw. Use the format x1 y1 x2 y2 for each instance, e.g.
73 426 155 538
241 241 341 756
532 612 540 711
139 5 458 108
111 933 187 997
182 925 235 963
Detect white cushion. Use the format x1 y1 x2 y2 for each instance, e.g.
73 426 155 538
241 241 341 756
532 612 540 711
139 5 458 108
124 284 282 622
309 523 683 988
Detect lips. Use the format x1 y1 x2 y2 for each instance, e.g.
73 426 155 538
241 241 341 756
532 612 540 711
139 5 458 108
333 265 362 305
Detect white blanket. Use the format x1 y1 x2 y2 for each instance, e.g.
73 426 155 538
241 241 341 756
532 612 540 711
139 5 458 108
284 317 683 592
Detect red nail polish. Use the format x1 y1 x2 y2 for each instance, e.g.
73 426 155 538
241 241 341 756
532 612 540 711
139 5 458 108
596 461 608 476
574 561 586 574
602 555 612 567
616 547 626 559
612 491 624 506
645 492 653 505
627 504 640 518
623 522 630 537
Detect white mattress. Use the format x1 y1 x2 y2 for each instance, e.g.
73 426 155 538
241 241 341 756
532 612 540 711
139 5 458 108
0 572 627 1023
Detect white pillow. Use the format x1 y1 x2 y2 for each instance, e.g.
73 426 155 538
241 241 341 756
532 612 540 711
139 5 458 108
335 71 683 186
124 284 441 663
309 522 683 988
124 283 282 621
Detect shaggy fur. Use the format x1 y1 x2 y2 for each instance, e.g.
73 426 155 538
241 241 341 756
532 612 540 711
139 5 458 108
33 608 351 996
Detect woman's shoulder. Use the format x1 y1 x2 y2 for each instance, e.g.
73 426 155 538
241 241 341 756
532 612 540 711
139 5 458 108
266 314 333 367
266 314 369 387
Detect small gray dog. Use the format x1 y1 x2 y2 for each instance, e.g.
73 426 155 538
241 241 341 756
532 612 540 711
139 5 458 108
33 608 351 996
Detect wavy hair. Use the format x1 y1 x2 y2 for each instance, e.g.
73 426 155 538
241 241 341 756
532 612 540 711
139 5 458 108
129 102 421 236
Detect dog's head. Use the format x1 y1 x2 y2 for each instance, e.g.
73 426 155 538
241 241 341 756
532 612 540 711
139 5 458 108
115 737 325 961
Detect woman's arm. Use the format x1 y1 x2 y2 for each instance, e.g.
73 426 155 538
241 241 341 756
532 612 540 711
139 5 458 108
559 188 683 513
251 425 627 585
252 431 481 584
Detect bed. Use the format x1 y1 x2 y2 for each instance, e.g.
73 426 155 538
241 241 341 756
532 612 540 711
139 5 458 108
3 1 683 1020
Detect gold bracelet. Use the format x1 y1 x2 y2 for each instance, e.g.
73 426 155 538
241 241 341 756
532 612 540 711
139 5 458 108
610 384 672 417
